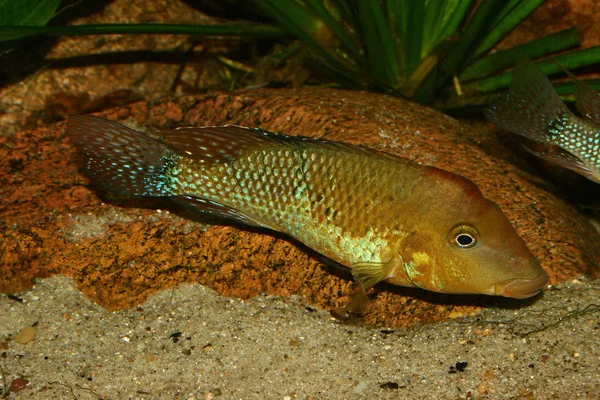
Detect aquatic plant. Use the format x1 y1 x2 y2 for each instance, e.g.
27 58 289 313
1 0 599 111
255 0 600 110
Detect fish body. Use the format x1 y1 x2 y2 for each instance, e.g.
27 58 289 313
67 115 548 300
485 59 600 183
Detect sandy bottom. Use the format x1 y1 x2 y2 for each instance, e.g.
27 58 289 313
0 276 598 399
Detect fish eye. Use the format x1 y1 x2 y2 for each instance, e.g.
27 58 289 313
448 225 479 249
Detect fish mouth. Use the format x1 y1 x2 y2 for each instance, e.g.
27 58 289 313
494 271 550 299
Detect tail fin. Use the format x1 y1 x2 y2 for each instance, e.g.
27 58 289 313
484 59 571 144
67 115 178 197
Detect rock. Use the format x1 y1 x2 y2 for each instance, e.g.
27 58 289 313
1 89 598 327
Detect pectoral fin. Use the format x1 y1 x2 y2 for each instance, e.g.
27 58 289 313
330 256 404 320
351 256 404 292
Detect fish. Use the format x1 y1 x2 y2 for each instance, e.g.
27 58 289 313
67 114 548 309
484 58 600 183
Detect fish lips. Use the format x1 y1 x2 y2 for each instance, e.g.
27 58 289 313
494 271 550 299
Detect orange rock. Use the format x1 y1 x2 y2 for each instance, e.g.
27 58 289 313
1 89 598 327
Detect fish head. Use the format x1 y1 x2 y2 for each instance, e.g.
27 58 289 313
394 167 548 299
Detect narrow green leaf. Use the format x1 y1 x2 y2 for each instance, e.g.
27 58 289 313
459 28 580 81
443 74 600 112
554 78 600 97
0 0 61 26
387 0 412 74
480 0 521 28
460 46 600 95
257 0 359 84
356 1 400 86
0 0 62 41
0 23 285 42
304 0 363 63
438 93 502 113
413 0 507 103
258 1 325 38
422 0 472 57
329 0 357 30
470 0 545 60
541 46 600 71
406 1 425 70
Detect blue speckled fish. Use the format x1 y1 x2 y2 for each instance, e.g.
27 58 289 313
485 59 600 183
67 115 548 307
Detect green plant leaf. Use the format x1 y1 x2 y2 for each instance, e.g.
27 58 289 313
356 0 401 86
554 78 600 98
459 28 580 82
304 0 363 63
413 0 507 103
0 0 62 41
459 46 600 96
469 0 545 61
0 23 285 41
257 1 352 67
422 0 472 59
406 0 425 71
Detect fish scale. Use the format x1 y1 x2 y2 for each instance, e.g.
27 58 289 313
172 145 398 266
67 114 548 304
550 115 600 170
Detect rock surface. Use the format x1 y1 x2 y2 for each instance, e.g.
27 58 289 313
1 88 599 327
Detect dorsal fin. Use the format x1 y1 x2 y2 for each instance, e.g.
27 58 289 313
160 125 329 161
571 75 600 122
484 59 571 143
159 124 387 163
553 62 600 122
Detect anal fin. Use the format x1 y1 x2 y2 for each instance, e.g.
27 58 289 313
524 143 600 183
171 195 269 228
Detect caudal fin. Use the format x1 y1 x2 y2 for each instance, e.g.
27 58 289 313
67 115 178 197
484 59 570 143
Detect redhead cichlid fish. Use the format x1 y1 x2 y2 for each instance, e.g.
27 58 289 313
67 115 548 305
485 59 600 183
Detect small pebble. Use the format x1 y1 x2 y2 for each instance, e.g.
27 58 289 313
10 377 28 392
15 326 37 344
353 381 367 394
